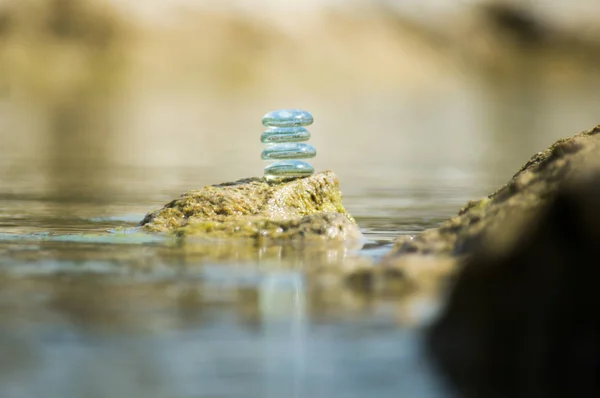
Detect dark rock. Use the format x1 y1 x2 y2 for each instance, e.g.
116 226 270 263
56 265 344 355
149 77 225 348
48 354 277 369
427 172 600 398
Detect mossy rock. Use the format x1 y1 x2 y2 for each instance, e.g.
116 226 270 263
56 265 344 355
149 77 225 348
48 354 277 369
343 125 600 296
426 169 600 397
140 171 361 242
386 125 600 260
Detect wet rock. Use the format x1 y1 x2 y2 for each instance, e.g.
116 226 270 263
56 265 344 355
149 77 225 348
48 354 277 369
345 254 457 297
140 171 361 242
426 171 600 398
386 125 600 260
344 125 600 297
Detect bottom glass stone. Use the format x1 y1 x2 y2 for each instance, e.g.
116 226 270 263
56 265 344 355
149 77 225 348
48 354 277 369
264 160 314 180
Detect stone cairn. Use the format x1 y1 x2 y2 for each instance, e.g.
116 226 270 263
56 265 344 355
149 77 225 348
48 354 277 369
261 109 317 180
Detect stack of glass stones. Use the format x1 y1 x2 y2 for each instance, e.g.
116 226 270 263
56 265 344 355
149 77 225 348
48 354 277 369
261 109 316 180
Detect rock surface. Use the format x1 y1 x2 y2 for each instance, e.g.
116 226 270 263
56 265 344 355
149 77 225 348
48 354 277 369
386 125 600 260
427 170 600 398
139 171 361 242
344 125 600 295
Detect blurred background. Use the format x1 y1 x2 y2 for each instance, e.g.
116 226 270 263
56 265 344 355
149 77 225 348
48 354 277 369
2 0 599 222
1 0 600 397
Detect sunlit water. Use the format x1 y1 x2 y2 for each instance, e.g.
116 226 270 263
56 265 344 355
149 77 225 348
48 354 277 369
0 148 500 398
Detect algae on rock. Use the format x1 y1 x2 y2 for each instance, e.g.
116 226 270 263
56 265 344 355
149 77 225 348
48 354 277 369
386 125 600 260
345 125 600 296
140 171 361 242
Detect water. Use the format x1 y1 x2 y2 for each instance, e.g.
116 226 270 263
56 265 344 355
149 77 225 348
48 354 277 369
0 147 546 398
0 188 455 398
0 157 484 398
2 3 600 397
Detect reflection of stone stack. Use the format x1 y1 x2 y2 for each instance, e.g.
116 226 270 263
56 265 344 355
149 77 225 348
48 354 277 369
261 109 316 180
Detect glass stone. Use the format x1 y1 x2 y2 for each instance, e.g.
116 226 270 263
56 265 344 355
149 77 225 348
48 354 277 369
264 160 314 179
262 109 313 127
261 127 310 143
261 143 316 160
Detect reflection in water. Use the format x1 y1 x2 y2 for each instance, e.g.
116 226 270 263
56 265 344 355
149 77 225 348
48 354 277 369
0 235 447 397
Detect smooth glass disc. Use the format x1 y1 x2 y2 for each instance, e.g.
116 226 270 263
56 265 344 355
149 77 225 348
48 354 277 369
261 143 316 160
261 127 310 143
264 160 314 179
262 109 313 127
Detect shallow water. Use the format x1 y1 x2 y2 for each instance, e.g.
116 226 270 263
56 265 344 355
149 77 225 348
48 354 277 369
0 147 557 398
0 187 455 398
2 82 599 396
0 154 496 398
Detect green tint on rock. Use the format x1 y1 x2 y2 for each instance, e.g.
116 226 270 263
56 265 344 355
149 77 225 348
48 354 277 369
139 171 360 242
384 125 600 259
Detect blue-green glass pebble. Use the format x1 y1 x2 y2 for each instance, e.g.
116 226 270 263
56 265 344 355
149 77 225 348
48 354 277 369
261 143 317 160
262 109 313 127
264 160 314 179
261 126 311 143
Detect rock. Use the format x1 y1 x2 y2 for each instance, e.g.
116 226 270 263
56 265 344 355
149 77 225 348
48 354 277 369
426 171 600 398
345 254 457 296
139 171 361 242
344 125 600 296
386 125 600 260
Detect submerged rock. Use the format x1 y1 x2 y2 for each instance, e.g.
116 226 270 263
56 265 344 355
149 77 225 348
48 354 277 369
140 171 361 242
427 171 600 398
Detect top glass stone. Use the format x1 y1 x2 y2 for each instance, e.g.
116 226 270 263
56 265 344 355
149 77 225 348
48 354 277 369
262 109 313 127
